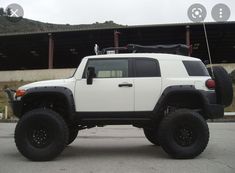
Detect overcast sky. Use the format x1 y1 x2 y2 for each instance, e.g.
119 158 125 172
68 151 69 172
1 0 235 25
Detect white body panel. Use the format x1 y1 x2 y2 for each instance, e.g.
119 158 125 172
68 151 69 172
134 77 161 111
75 78 134 112
19 78 76 94
159 60 211 91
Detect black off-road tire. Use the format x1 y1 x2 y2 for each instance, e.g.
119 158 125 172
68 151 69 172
143 128 160 146
207 66 233 107
158 109 209 159
67 127 79 145
15 108 69 161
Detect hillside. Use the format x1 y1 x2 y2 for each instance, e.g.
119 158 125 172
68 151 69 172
0 16 124 34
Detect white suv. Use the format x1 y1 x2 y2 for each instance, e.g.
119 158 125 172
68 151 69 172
6 52 233 161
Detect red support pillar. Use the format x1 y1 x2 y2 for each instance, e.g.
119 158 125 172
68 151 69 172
48 33 54 69
114 31 120 53
186 25 191 56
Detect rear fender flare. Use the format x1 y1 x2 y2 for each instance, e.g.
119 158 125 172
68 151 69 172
153 85 208 113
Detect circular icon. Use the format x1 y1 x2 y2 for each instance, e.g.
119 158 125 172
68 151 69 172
5 3 24 22
188 3 207 22
211 3 230 22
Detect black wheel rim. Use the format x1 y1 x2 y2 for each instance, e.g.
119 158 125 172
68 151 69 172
174 125 197 147
27 126 52 148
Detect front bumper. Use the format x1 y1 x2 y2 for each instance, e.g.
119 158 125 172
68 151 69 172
5 89 22 118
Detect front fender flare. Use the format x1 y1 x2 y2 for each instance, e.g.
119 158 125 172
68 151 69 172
21 86 76 121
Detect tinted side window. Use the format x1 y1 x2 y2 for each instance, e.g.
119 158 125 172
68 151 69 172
183 61 209 76
135 59 161 77
85 59 128 78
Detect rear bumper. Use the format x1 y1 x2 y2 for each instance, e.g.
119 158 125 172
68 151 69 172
205 103 224 119
199 90 224 119
4 89 22 118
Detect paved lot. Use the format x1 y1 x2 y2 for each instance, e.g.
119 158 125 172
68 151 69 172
0 123 235 173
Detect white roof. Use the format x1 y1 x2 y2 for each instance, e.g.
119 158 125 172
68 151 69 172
85 53 200 61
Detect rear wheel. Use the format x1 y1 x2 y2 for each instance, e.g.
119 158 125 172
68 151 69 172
15 108 69 161
158 109 209 159
143 128 160 146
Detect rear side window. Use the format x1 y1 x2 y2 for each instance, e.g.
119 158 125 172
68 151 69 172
183 61 209 76
135 58 161 77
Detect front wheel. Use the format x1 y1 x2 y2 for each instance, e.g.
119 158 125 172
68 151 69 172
15 108 69 161
67 127 79 145
158 109 209 159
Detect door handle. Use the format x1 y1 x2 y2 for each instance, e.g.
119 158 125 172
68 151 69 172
118 83 133 87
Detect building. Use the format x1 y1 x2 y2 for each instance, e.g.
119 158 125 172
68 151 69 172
0 22 235 70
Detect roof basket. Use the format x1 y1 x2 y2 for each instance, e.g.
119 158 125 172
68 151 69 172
99 44 190 56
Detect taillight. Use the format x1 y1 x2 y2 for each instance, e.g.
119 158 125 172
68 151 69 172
16 89 26 97
206 79 216 89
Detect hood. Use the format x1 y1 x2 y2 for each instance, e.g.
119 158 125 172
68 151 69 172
19 78 75 90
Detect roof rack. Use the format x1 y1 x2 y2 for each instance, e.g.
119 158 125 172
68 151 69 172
97 44 190 56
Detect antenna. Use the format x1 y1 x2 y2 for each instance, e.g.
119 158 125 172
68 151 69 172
187 3 215 77
203 23 214 77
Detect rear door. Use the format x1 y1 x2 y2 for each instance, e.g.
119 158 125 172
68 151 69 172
133 58 162 111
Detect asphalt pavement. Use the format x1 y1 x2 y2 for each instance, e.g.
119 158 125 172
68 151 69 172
0 123 235 173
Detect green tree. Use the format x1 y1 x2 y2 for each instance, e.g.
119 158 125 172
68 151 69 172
0 8 4 16
6 8 11 16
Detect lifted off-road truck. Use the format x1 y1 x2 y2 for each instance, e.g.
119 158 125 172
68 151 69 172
5 45 233 161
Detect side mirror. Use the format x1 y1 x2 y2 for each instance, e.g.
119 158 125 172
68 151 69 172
87 67 95 85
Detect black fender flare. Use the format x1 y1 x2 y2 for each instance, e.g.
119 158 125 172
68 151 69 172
153 85 209 114
21 86 76 121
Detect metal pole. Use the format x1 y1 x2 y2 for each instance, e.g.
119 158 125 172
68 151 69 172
186 25 191 56
48 33 54 69
4 106 8 119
